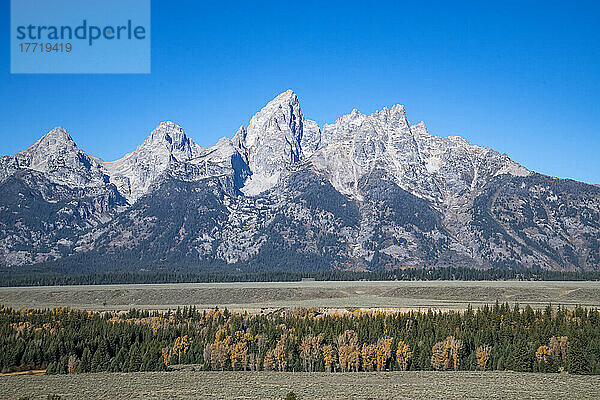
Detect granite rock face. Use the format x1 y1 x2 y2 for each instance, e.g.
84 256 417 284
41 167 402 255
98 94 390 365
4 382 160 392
1 90 599 271
0 127 109 188
237 90 304 195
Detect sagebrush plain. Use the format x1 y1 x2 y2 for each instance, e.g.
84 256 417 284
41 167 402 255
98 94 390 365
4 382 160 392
1 280 599 311
2 370 600 400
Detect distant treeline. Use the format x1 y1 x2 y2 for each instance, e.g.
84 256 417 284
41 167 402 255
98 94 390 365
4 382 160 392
2 267 600 287
1 304 599 375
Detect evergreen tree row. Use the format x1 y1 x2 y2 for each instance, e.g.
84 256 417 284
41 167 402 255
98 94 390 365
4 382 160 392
2 266 600 287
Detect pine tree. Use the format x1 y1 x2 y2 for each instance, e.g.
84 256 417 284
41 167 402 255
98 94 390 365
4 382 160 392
567 339 590 375
128 344 142 372
508 340 532 372
76 348 92 373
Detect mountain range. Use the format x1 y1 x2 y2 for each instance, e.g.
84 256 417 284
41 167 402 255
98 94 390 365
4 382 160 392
1 90 599 273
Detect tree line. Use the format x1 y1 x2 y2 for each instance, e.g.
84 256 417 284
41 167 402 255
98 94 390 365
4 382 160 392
2 266 600 287
1 303 599 375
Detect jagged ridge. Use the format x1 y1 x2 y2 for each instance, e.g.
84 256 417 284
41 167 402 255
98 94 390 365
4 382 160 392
1 90 598 271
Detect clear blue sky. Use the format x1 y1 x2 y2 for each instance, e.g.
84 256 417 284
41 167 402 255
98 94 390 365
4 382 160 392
2 0 599 183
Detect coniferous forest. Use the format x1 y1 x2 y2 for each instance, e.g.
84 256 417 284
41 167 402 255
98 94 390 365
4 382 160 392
3 267 600 287
1 304 599 376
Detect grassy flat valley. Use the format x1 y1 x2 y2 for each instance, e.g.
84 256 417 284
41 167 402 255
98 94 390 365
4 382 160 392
2 370 600 400
0 280 599 311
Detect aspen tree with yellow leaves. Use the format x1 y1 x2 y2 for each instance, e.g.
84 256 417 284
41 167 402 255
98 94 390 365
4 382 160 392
337 330 360 372
431 336 463 371
395 340 412 371
475 345 491 371
536 345 551 363
322 345 336 372
375 337 393 371
361 344 376 371
172 335 191 364
273 334 288 372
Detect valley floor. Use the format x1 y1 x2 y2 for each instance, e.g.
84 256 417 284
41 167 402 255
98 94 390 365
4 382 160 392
1 370 599 400
1 280 599 311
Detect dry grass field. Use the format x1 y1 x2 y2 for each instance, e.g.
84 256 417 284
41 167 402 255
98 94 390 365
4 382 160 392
1 370 599 400
0 280 599 311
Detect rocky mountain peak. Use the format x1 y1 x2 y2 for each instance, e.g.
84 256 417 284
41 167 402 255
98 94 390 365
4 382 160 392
23 127 78 155
39 126 74 143
411 121 428 136
240 90 304 195
232 125 248 163
152 120 185 139
102 122 203 201
232 125 246 142
0 126 109 188
141 121 198 162
269 89 298 107
244 90 301 148
346 108 365 122
374 104 406 118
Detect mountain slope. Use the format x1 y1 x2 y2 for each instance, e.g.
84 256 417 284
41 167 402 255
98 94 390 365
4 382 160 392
1 90 598 272
0 170 126 266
